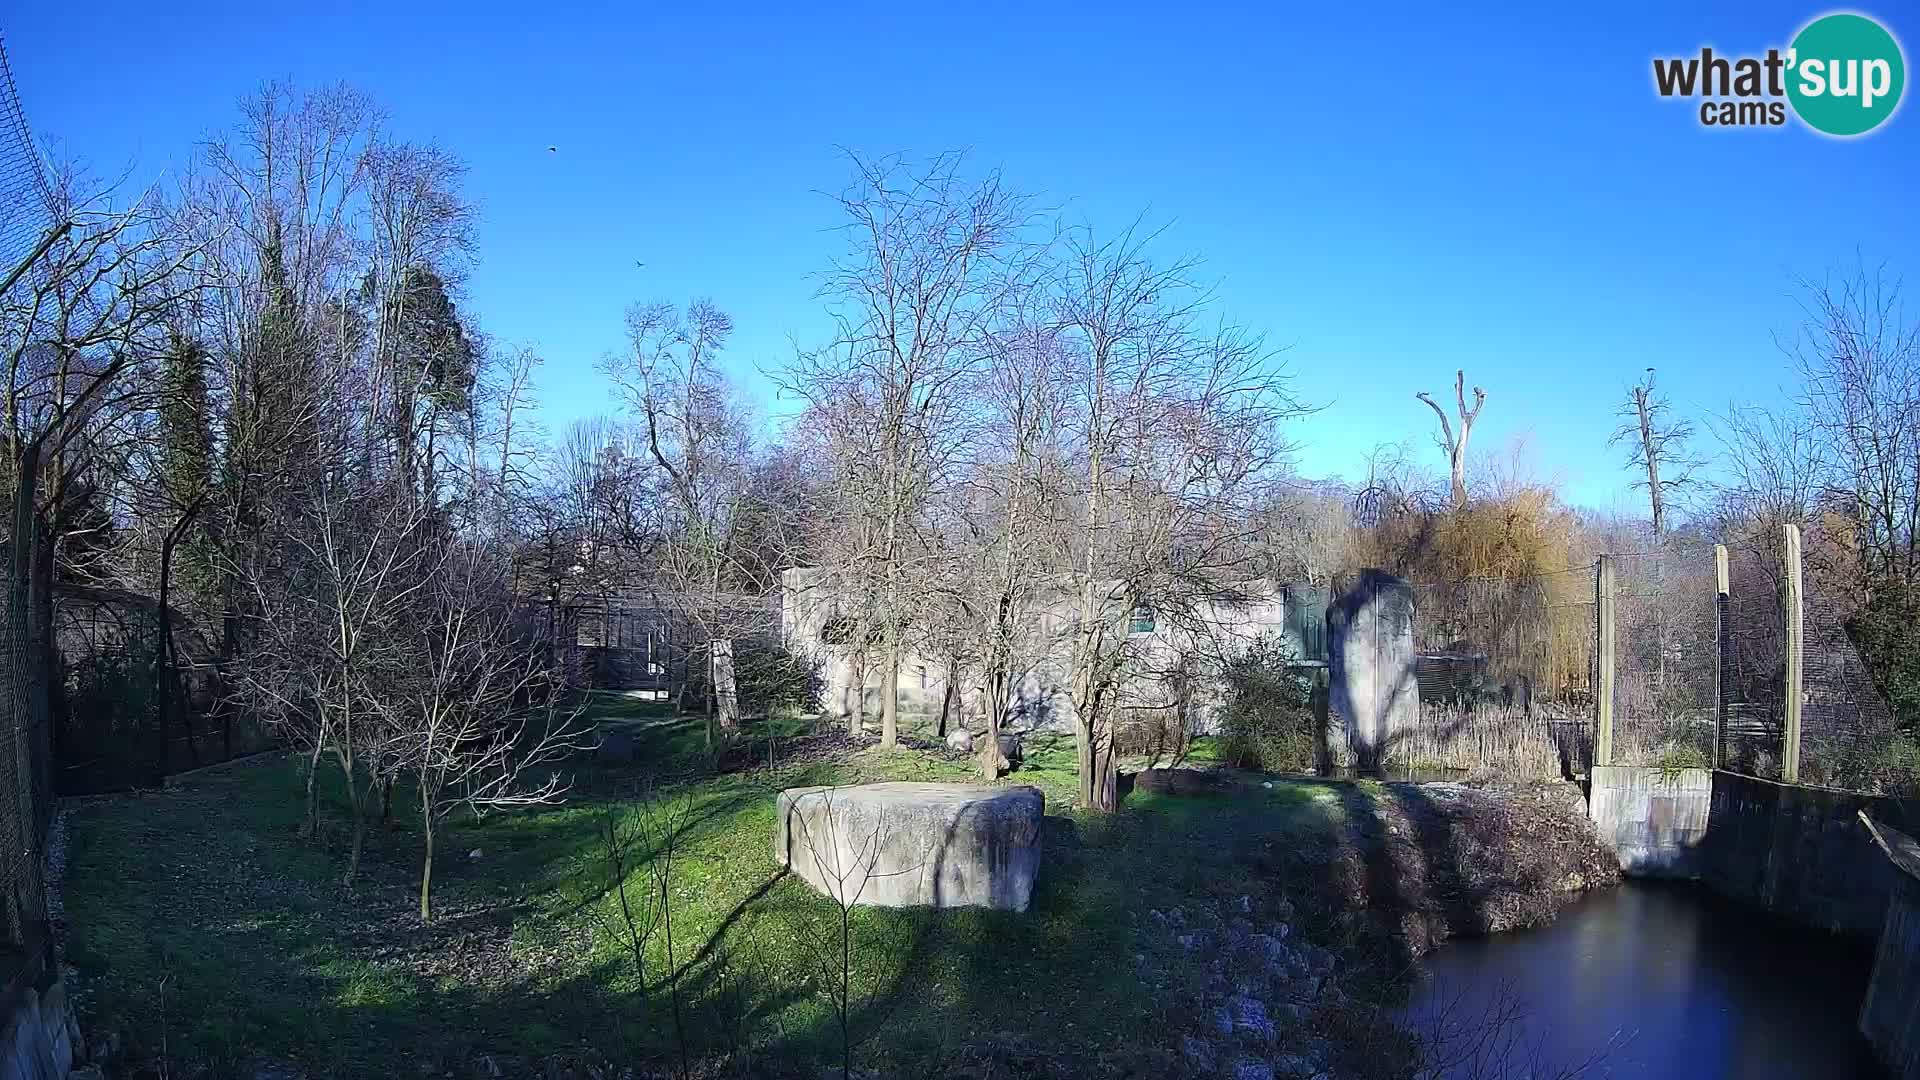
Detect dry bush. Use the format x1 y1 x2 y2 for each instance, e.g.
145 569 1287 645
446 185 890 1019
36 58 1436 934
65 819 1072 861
1397 703 1566 780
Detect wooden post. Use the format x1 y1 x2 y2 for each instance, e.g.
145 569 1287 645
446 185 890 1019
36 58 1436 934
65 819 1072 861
1595 555 1616 769
1783 523 1804 783
1715 544 1730 770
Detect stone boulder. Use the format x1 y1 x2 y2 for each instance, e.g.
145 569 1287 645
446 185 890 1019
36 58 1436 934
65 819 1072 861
774 782 1044 911
1327 569 1417 772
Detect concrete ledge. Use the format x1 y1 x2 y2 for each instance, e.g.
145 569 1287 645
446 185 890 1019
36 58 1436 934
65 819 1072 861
1588 765 1712 879
775 782 1043 912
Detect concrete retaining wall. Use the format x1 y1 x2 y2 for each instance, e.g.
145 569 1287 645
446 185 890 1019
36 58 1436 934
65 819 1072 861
1700 770 1899 937
1859 822 1920 1080
1587 765 1712 878
0 978 77 1080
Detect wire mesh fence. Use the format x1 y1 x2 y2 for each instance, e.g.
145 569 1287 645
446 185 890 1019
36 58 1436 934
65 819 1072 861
0 30 59 995
1394 526 1913 794
1720 534 1789 779
1609 545 1719 770
0 33 53 273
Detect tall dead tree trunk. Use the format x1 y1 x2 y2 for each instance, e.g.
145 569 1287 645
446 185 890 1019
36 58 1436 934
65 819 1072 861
1417 369 1486 510
1632 384 1665 534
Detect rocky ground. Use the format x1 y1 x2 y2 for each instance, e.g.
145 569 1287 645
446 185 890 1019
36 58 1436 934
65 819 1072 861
1124 775 1617 1080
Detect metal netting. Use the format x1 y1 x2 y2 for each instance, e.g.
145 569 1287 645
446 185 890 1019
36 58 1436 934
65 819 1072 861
0 32 54 271
0 28 59 993
1796 530 1905 791
1720 535 1788 778
1609 545 1720 768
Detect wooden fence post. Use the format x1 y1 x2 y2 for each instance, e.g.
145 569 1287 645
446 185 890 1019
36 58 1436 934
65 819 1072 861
1783 523 1804 783
1595 555 1615 769
1715 544 1730 770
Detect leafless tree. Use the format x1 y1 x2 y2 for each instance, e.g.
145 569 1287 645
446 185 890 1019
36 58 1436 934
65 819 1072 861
3 168 208 807
1610 368 1697 536
1047 222 1307 810
604 300 775 746
781 152 1039 748
1787 265 1920 594
392 543 589 920
1417 369 1486 510
233 454 438 884
787 791 907 1080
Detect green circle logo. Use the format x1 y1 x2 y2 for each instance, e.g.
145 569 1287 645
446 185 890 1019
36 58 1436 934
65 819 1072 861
1787 13 1906 136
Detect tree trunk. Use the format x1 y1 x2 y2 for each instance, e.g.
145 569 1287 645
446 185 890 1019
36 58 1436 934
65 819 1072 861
982 670 1006 781
156 512 201 778
346 805 367 888
847 644 866 736
419 786 435 921
936 659 957 739
220 607 239 760
9 443 45 845
1078 684 1119 812
29 508 61 815
880 646 899 749
155 533 175 783
711 637 738 730
301 736 323 840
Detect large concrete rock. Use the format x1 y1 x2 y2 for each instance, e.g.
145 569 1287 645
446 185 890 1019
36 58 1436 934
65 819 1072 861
1327 570 1417 773
774 782 1043 911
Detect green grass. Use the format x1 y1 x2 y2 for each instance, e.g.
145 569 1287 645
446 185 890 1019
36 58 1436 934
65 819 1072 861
64 708 1351 1078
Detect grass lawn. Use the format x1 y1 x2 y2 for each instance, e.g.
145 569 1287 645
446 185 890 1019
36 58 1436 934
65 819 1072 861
61 699 1413 1078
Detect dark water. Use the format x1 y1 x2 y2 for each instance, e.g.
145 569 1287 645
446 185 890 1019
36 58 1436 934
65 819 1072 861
1407 881 1886 1079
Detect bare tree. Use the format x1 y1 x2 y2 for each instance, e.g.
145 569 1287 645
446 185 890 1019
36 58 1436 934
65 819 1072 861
1610 368 1696 535
1048 222 1306 810
3 170 208 812
782 152 1038 749
603 300 774 747
395 543 589 920
1416 369 1486 510
1788 266 1920 593
787 791 906 1080
234 458 438 885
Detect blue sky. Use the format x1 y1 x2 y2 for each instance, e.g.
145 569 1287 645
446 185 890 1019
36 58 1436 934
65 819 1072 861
7 2 1917 510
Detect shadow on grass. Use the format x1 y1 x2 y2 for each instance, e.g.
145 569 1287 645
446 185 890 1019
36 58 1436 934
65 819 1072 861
67 748 1382 1078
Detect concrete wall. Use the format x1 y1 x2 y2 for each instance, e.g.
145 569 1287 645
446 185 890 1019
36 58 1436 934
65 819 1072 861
1700 770 1900 937
1860 825 1920 1080
777 567 1298 732
0 978 77 1080
1588 765 1712 878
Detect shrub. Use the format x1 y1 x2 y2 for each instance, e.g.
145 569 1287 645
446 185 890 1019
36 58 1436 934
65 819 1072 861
681 639 823 718
1653 740 1710 782
1215 635 1318 772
